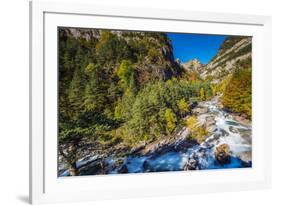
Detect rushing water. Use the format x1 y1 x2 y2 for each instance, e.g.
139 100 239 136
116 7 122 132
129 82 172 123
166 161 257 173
109 97 252 173
59 97 252 176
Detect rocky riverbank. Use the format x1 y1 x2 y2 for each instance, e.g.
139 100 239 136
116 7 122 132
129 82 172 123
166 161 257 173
59 96 252 176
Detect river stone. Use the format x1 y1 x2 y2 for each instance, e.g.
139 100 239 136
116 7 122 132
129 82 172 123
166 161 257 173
236 151 252 163
220 128 229 137
79 159 106 175
232 114 251 127
213 133 221 140
192 106 208 115
205 115 216 126
215 144 231 164
143 160 149 170
229 126 239 134
184 157 199 170
241 133 252 144
206 125 216 133
200 141 213 149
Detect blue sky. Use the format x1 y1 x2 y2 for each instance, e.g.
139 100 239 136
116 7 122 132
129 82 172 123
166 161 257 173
167 33 227 64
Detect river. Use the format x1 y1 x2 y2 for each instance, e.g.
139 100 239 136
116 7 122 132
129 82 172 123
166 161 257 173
59 96 252 176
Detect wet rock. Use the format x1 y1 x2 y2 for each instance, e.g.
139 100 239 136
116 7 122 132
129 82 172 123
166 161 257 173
138 128 195 156
205 116 216 126
220 128 229 137
200 141 212 149
241 133 252 144
213 133 221 140
118 164 129 173
130 142 146 155
138 137 173 155
79 159 106 175
203 115 217 133
236 151 252 163
184 157 199 170
206 125 216 133
192 106 208 115
143 160 150 170
205 133 220 144
174 139 197 151
241 159 252 167
197 150 206 159
231 114 251 127
215 144 231 164
184 153 200 170
111 158 124 170
229 126 239 133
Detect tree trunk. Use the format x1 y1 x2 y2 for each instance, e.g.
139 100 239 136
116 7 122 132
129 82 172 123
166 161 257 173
69 162 78 176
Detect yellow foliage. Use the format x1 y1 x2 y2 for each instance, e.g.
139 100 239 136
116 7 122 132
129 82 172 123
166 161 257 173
217 74 232 93
186 116 208 143
221 69 252 119
186 116 199 130
210 84 217 96
85 63 95 76
164 109 177 133
177 98 189 116
200 87 205 100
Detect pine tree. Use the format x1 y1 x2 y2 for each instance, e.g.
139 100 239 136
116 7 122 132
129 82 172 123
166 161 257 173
83 64 107 113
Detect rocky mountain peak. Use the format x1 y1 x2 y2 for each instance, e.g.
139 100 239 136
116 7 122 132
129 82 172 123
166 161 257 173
59 28 101 41
181 58 203 73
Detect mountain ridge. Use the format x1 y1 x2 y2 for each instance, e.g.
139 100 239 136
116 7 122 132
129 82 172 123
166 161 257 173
179 36 252 83
201 36 252 82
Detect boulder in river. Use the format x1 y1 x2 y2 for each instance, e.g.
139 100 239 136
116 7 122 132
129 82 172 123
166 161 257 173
184 154 200 170
213 133 221 140
215 144 231 164
220 128 229 137
118 164 129 173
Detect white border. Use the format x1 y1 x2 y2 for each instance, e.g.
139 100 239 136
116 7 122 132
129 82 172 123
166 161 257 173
30 1 272 204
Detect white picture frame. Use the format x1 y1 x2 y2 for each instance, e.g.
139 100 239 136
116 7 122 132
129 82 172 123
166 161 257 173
29 0 272 204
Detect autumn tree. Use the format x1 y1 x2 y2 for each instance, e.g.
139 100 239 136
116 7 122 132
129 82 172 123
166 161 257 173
186 116 208 143
165 108 177 133
177 98 189 117
221 68 252 119
200 87 206 101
